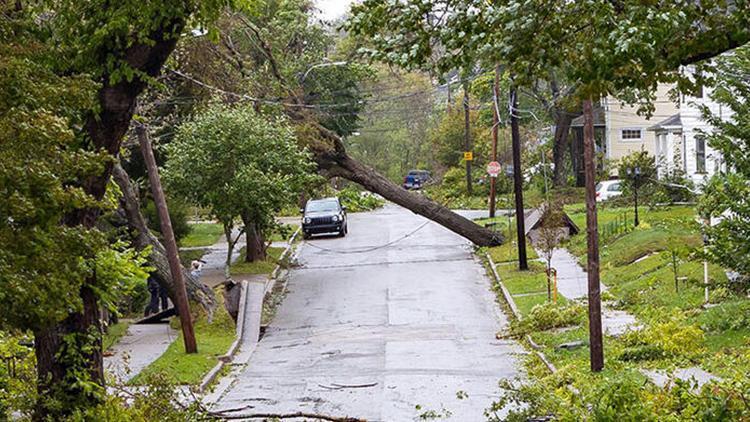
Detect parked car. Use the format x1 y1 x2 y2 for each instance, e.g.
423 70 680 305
301 197 348 239
596 180 623 202
403 170 431 190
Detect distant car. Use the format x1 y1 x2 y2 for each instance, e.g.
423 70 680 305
403 170 431 190
596 180 623 202
301 197 348 239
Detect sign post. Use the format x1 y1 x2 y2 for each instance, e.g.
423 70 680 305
486 161 501 178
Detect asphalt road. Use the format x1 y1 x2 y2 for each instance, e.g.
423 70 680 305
215 204 525 421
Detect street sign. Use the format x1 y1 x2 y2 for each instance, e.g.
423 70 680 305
487 161 501 177
463 151 473 161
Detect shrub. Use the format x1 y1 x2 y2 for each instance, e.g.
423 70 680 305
620 312 704 360
514 302 585 334
708 286 734 304
143 196 192 243
337 186 385 212
699 301 750 332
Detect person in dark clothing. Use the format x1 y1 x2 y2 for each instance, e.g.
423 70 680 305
144 275 169 316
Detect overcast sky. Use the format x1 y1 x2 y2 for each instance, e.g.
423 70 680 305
316 0 355 21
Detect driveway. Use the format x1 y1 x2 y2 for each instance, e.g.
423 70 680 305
215 204 525 421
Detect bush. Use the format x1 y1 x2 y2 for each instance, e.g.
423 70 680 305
620 312 704 360
337 186 385 212
143 196 192 243
699 301 750 332
708 286 734 304
514 302 585 334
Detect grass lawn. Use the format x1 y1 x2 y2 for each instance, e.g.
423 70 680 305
179 223 223 248
179 248 208 268
269 223 299 242
493 261 567 318
130 295 235 385
230 246 285 276
103 321 131 351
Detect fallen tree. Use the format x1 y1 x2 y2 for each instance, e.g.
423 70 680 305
112 163 216 316
308 122 504 246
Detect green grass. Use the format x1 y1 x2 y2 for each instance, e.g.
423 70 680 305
493 261 568 318
103 321 131 351
179 248 208 268
230 246 285 276
179 223 223 248
130 296 235 385
269 223 299 242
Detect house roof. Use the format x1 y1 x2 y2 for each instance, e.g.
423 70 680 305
570 107 605 127
647 113 682 131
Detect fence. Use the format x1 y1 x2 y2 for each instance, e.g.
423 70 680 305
599 211 632 241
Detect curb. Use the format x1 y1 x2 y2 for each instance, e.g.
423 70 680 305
198 227 299 394
485 252 557 374
486 253 522 320
198 280 248 393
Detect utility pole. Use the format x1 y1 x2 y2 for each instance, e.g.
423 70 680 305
489 66 500 218
510 88 528 270
463 79 473 195
137 124 198 354
582 98 603 372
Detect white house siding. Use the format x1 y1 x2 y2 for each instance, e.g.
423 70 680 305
680 90 729 186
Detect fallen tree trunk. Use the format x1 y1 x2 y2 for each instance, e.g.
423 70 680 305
112 163 216 315
308 124 503 246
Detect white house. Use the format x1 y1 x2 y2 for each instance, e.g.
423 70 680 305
648 86 729 186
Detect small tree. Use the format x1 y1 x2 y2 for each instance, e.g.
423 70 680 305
535 200 566 301
166 104 316 272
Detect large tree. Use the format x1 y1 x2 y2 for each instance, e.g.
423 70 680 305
698 46 750 280
165 1 503 246
165 104 316 266
1 0 232 417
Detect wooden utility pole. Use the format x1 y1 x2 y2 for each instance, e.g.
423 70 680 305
582 98 603 371
137 124 198 354
510 89 528 270
463 79 473 195
489 66 500 218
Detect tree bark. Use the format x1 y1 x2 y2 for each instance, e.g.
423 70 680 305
242 213 266 262
112 163 215 312
552 110 575 187
34 17 186 419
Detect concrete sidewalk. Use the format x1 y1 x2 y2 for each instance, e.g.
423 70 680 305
104 323 177 383
544 247 638 336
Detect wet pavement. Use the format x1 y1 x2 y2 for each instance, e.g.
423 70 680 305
213 204 525 421
104 323 177 383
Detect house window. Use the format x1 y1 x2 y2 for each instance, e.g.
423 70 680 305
621 129 642 141
696 138 706 173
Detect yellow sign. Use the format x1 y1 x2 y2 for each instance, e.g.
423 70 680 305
463 151 473 161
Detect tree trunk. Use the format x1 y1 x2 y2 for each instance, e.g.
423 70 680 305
552 110 575 187
242 213 266 262
34 17 186 418
322 152 502 246
112 164 216 314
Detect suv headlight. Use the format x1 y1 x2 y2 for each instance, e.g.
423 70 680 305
303 217 311 224
332 215 340 222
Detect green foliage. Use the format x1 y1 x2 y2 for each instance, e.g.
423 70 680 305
514 302 585 334
620 312 704 361
337 186 385 212
165 103 317 241
698 301 750 333
0 332 35 418
143 196 193 243
0 12 150 332
616 149 658 199
697 45 750 280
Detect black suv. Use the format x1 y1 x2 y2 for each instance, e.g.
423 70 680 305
301 197 348 239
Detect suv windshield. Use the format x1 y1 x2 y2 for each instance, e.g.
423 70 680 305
306 200 339 213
